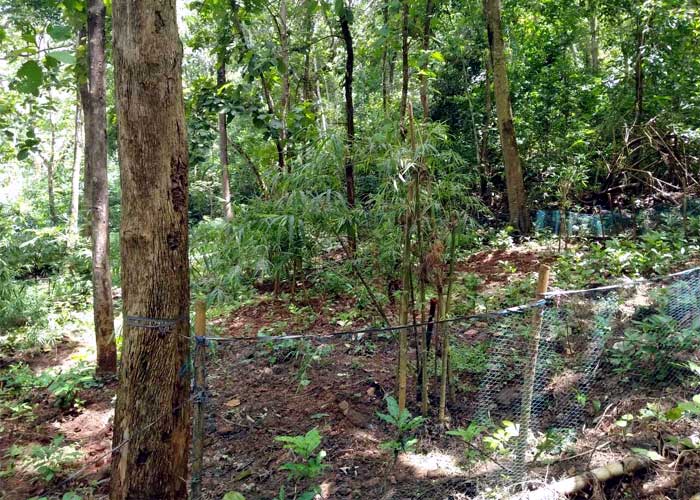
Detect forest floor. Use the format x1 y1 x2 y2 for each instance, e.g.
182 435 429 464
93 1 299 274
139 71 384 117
1 243 700 500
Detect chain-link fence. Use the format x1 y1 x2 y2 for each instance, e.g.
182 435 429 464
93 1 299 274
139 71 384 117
189 267 700 499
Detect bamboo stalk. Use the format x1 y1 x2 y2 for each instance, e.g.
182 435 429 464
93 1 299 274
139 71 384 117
398 293 409 412
191 301 207 500
514 265 550 486
513 456 647 500
438 292 449 423
444 221 458 403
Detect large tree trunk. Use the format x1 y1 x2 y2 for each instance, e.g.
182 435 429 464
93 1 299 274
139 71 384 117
217 57 233 221
110 0 191 497
84 0 117 377
339 3 356 251
68 100 83 239
484 0 531 233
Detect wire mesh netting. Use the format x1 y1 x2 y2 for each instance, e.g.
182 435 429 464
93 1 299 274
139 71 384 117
193 267 700 499
534 198 700 237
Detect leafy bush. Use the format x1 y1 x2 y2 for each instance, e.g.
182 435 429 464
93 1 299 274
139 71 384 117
610 314 699 382
3 435 82 483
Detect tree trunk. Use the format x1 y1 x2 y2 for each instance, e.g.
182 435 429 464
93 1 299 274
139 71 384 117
313 56 328 135
47 125 57 225
381 0 390 114
302 0 314 104
279 0 290 173
110 0 191 497
217 57 234 221
399 0 409 130
480 49 493 200
339 3 356 251
69 100 83 239
633 17 645 124
484 0 531 233
419 0 433 120
84 0 117 377
589 13 599 74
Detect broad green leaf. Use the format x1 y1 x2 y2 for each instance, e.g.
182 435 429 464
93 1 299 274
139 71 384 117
47 25 73 42
16 60 43 96
47 50 76 64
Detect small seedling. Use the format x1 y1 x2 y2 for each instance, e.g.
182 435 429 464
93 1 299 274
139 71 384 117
447 422 485 464
274 427 327 481
376 396 424 457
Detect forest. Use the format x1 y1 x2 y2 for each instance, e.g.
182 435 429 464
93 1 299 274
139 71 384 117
0 0 699 498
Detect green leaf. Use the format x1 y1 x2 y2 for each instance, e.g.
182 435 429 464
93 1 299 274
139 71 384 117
47 50 76 64
47 25 73 42
632 448 664 462
385 395 399 419
665 406 683 421
430 51 445 63
15 60 43 96
222 493 246 500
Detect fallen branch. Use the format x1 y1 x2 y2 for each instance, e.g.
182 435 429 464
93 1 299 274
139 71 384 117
512 456 648 500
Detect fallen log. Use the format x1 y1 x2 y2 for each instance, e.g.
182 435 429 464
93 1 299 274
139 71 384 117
512 456 648 500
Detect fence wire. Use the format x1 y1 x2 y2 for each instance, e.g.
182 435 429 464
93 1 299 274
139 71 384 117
189 267 700 499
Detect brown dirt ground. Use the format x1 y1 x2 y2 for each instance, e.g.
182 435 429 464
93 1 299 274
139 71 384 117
3 248 699 499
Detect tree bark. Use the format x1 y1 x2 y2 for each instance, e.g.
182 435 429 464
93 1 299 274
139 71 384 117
217 57 234 221
84 0 117 377
110 0 191 497
484 0 531 233
69 100 83 239
399 0 409 130
339 3 356 251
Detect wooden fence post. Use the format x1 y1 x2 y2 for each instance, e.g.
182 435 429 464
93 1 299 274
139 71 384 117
514 264 550 486
191 300 207 500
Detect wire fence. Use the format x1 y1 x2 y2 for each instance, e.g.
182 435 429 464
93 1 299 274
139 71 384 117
59 266 700 499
